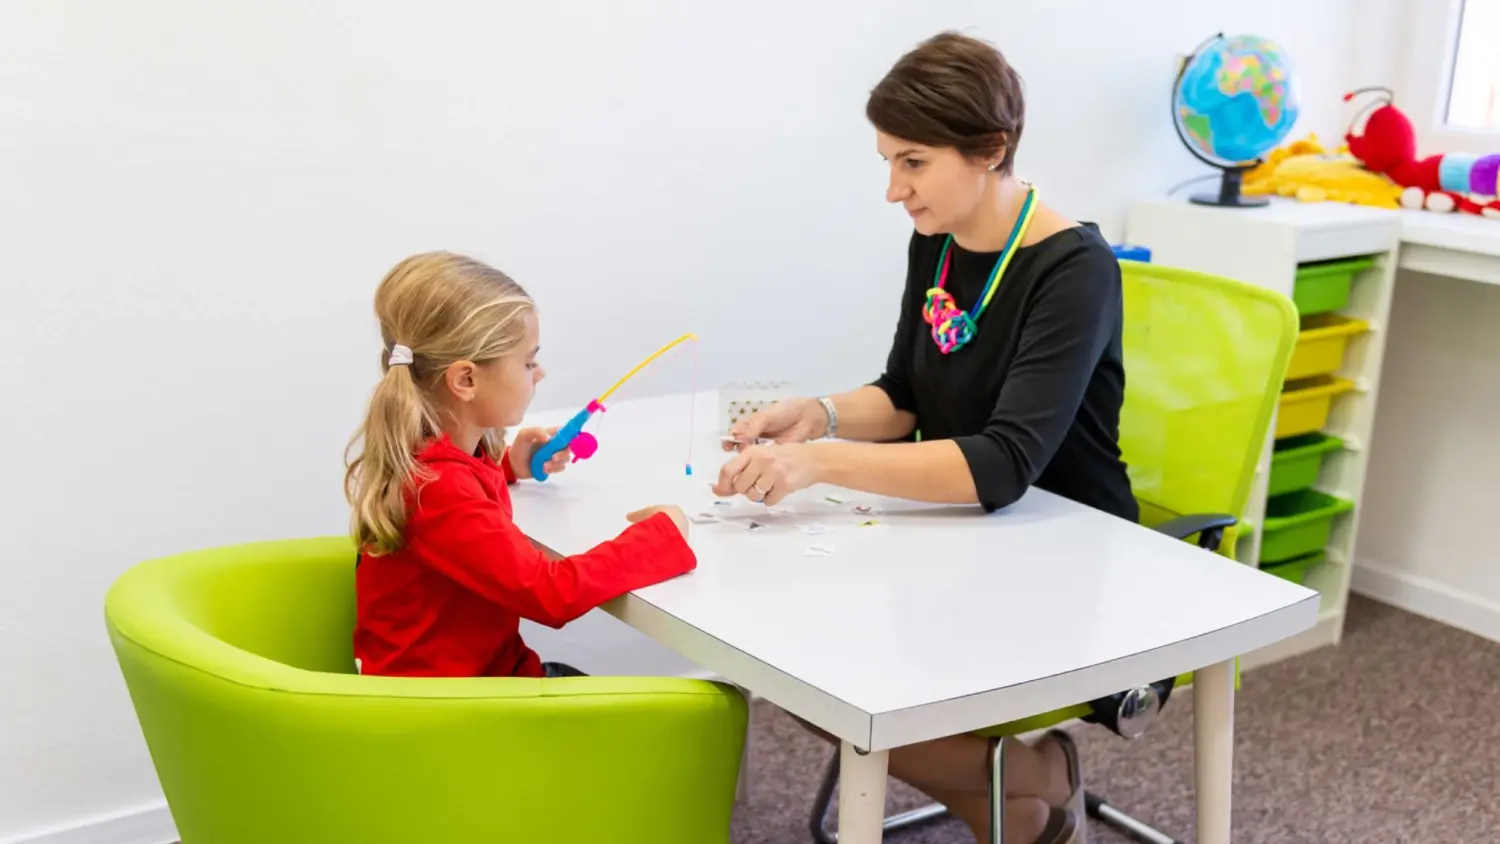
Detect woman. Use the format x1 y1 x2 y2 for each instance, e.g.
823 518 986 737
713 31 1135 844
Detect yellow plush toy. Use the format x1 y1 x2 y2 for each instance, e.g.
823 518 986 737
1242 133 1404 209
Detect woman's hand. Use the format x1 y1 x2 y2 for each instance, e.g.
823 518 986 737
713 443 823 506
627 505 690 540
508 427 571 480
724 398 827 448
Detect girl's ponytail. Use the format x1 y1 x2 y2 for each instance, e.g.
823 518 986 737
345 349 439 555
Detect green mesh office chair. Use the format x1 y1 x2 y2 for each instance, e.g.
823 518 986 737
808 260 1298 843
106 536 748 844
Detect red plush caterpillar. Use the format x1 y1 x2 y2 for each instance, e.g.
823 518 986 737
1343 86 1500 218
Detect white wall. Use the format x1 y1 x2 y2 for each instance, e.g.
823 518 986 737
1 1 1359 840
1354 270 1500 641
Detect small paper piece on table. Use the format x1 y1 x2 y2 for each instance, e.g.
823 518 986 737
711 499 733 507
800 523 832 535
804 544 835 557
823 495 847 505
687 512 720 525
747 521 768 531
858 519 886 528
851 504 879 515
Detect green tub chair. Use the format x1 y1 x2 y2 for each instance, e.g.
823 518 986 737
106 536 748 843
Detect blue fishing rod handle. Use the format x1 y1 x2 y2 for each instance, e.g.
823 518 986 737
529 406 592 482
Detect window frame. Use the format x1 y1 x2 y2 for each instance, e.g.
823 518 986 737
1393 0 1500 156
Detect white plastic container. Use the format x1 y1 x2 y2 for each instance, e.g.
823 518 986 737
720 380 794 433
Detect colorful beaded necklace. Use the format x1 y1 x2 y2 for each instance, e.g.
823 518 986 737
921 184 1039 354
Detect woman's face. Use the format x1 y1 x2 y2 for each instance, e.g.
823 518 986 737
877 131 998 236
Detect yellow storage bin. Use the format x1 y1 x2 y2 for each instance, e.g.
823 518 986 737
1286 315 1369 380
1276 375 1354 438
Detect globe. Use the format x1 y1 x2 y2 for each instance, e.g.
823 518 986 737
1172 33 1300 206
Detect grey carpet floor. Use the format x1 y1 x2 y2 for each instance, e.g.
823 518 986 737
728 595 1500 843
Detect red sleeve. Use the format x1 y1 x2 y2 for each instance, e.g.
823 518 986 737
404 467 695 628
499 448 518 485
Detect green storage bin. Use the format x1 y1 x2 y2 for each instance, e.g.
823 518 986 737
1261 550 1326 585
1259 489 1354 564
1268 433 1344 497
1293 256 1375 315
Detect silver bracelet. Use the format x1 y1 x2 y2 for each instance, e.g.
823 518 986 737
816 396 838 440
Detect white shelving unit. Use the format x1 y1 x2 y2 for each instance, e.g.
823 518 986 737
1125 197 1402 668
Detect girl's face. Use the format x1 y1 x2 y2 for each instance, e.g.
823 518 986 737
877 130 999 236
443 310 546 431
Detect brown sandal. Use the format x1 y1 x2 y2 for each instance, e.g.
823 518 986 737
985 736 1085 843
1035 806 1081 843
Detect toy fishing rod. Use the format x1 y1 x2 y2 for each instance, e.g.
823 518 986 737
529 332 700 482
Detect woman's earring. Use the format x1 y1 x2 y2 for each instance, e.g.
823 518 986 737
987 163 999 172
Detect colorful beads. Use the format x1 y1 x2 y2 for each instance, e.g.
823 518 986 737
919 185 1039 355
923 287 976 353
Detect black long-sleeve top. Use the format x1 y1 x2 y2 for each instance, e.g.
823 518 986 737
871 224 1139 521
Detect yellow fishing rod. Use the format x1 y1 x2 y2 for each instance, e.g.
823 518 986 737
529 333 699 481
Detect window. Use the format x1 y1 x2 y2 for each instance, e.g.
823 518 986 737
1443 0 1500 130
1388 0 1500 155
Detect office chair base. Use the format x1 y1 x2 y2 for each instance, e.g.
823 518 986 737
810 750 1186 844
809 750 949 843
1086 790 1183 844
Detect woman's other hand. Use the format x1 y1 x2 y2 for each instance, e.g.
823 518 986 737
713 443 822 506
725 398 827 449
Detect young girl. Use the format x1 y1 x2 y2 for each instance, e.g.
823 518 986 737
346 250 694 679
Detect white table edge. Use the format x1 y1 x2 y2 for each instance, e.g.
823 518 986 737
602 593 879 749
869 592 1319 750
607 587 1319 753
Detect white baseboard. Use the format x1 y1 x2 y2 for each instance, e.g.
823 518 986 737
1 802 175 844
1352 559 1500 645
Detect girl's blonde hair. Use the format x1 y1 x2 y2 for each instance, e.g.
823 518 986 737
345 251 535 555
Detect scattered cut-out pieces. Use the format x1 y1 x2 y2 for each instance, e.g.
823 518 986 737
711 499 733 507
851 504 879 515
858 519 886 528
747 521 768 531
800 523 832 535
804 544 835 557
687 512 720 525
823 495 847 505
765 505 792 516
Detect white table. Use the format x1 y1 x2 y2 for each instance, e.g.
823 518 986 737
515 391 1320 844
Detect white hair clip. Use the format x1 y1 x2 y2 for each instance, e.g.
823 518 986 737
388 344 414 367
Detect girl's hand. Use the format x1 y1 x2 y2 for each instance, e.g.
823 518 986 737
508 427 570 480
713 443 821 506
627 505 690 540
724 398 826 449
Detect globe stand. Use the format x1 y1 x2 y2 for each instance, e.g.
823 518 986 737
1189 167 1268 207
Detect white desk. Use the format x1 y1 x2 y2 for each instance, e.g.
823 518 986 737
515 391 1319 844
1390 208 1500 286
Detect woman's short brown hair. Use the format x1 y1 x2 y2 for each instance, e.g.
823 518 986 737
866 31 1025 174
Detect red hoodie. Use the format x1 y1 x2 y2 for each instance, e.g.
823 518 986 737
353 436 696 678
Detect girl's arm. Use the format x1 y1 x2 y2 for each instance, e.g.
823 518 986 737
406 471 694 627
